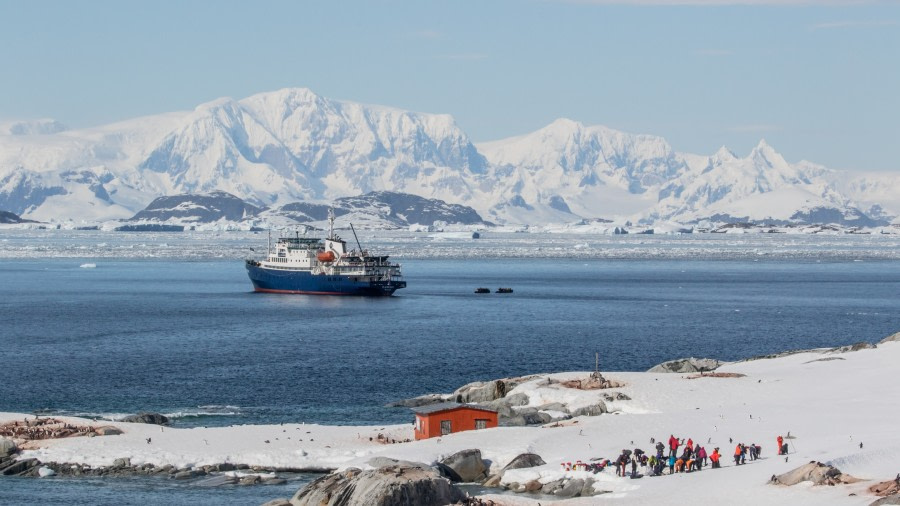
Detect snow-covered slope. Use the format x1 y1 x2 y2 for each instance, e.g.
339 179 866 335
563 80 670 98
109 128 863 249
0 89 896 226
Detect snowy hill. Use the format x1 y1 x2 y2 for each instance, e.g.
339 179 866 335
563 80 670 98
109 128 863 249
128 190 488 229
0 88 896 227
129 191 264 223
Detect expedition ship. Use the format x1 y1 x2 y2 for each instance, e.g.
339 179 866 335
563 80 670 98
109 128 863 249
245 212 406 296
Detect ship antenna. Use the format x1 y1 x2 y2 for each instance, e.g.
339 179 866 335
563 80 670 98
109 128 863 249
267 229 271 256
350 223 363 254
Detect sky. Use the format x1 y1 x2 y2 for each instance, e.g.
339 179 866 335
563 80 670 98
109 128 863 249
1 0 898 172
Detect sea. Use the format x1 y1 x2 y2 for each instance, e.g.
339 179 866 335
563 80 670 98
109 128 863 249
1 230 899 505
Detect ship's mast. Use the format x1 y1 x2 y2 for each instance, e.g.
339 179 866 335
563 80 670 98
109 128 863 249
328 208 335 240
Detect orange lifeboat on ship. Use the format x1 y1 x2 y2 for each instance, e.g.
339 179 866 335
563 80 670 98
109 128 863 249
317 250 336 262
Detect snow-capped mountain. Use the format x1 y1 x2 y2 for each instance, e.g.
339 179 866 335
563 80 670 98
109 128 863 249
479 123 894 226
0 88 896 227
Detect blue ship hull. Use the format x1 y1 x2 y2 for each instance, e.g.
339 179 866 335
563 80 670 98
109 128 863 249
246 261 406 296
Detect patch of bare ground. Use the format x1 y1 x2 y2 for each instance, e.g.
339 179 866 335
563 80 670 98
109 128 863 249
557 372 626 390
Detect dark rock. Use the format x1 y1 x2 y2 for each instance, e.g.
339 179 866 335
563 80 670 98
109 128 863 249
121 412 170 425
240 475 261 485
291 465 465 506
0 210 38 224
438 449 487 483
173 470 198 480
385 394 446 408
556 478 585 498
502 453 546 471
541 478 565 494
112 457 131 468
827 342 877 353
452 376 535 403
502 411 552 427
0 438 17 457
871 496 900 506
0 458 20 473
1 458 39 476
648 357 722 373
572 402 608 417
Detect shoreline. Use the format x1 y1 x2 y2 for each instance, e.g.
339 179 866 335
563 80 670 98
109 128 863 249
3 331 900 504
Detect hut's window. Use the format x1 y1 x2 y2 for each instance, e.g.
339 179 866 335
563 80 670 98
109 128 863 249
441 420 451 435
475 419 488 430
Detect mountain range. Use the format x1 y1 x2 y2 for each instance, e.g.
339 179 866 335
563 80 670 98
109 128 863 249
1 88 897 227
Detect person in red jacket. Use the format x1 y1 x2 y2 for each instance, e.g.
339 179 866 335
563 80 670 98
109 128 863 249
668 434 679 458
710 448 721 468
777 435 784 455
734 444 743 465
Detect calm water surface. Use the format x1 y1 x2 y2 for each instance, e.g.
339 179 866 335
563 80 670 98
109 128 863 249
1 257 898 426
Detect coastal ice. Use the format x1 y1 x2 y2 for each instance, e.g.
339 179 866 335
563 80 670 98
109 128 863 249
0 229 898 261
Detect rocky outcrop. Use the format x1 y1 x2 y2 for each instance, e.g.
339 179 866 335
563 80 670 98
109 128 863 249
502 453 546 471
770 461 859 486
826 342 877 353
870 477 900 497
558 372 624 390
572 402 608 417
506 475 602 498
452 377 535 403
0 438 16 457
648 357 722 373
437 449 487 482
1 458 39 476
120 413 169 425
290 466 465 506
385 394 447 408
366 457 430 469
880 331 900 344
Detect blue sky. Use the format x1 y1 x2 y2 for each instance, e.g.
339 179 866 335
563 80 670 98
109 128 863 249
1 0 898 171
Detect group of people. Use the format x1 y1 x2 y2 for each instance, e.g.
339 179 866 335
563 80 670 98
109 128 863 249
597 434 781 479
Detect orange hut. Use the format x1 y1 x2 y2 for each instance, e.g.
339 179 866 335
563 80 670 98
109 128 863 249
412 402 498 440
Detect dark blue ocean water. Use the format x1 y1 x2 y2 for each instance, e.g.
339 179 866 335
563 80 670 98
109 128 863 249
1 256 899 505
2 257 898 427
